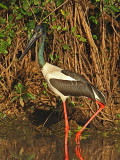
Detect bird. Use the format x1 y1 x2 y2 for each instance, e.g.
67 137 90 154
20 24 106 144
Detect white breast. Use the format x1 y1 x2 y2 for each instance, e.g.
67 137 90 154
41 62 75 101
42 62 75 81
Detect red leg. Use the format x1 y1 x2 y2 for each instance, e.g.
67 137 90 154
76 101 105 144
63 101 69 160
75 145 84 160
63 101 69 134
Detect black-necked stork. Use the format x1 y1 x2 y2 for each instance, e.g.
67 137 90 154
20 24 106 144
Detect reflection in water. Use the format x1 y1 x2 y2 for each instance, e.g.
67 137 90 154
65 129 69 160
64 133 120 160
65 133 84 160
78 135 120 160
0 120 120 160
75 145 84 160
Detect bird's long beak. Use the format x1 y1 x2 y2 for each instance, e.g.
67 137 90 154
19 31 42 60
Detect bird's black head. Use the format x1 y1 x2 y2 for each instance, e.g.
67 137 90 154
19 24 46 60
34 24 46 37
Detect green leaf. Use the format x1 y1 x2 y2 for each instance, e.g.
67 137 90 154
51 25 57 30
8 15 13 22
6 23 15 30
7 37 12 45
71 27 76 33
23 0 29 11
27 20 35 29
79 37 87 42
75 35 87 42
14 85 19 93
0 32 5 38
0 3 8 10
103 0 110 2
63 44 70 50
49 54 54 61
26 93 36 100
55 0 64 7
11 96 19 102
43 90 47 95
33 0 40 5
62 27 68 31
0 112 6 118
42 2 47 6
19 8 32 16
18 82 25 93
60 9 66 16
9 30 15 38
57 25 62 31
93 34 98 40
108 5 120 13
60 9 69 17
76 34 81 38
16 13 23 20
27 30 33 39
10 0 17 5
14 83 25 94
70 101 75 106
0 40 9 54
89 16 98 24
52 17 56 22
42 82 48 88
0 17 6 24
33 7 40 13
117 114 120 118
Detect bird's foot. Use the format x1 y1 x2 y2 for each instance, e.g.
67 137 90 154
75 132 82 144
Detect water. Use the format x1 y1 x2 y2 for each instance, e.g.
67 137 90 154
0 118 120 160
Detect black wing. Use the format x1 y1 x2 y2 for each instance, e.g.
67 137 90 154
61 69 90 83
50 78 95 101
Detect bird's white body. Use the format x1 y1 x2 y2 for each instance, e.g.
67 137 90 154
42 62 106 103
42 62 74 81
42 62 76 101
